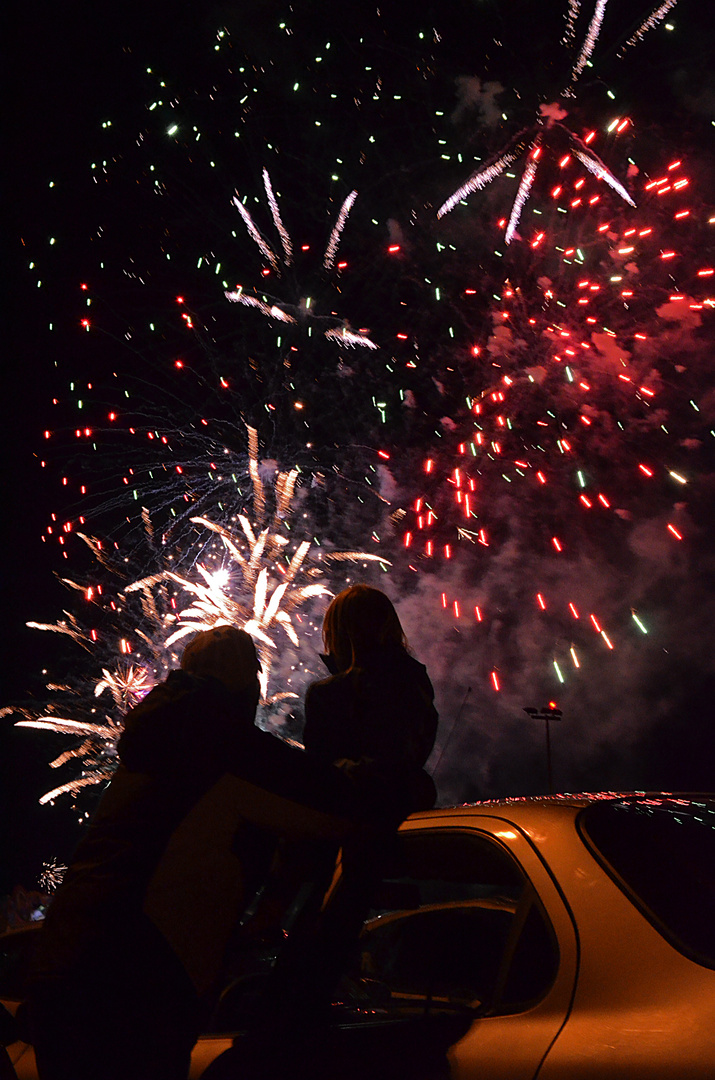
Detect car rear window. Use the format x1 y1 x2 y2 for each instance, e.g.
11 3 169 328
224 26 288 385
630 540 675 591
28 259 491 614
578 798 715 968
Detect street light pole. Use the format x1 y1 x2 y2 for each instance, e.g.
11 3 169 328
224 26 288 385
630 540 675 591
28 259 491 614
523 705 563 794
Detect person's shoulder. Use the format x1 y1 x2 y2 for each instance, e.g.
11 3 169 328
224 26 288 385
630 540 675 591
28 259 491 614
368 646 428 678
404 652 432 683
394 647 431 678
124 669 194 719
306 671 353 698
371 649 435 705
304 672 356 729
231 723 306 787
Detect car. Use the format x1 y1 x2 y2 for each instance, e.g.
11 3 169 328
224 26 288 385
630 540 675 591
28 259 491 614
3 793 715 1078
326 792 715 1079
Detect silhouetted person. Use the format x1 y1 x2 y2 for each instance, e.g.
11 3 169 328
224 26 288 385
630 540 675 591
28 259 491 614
304 584 438 809
27 626 382 1080
260 587 439 1031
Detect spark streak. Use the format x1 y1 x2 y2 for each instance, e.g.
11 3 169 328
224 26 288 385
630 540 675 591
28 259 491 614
263 167 293 266
572 147 636 207
569 0 610 88
618 0 680 55
438 150 520 219
324 189 358 270
231 195 281 271
505 140 541 243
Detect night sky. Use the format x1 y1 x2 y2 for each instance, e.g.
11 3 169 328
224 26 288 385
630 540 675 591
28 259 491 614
3 1 714 896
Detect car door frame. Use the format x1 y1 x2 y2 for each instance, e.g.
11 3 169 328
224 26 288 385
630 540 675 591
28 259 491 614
391 811 580 1080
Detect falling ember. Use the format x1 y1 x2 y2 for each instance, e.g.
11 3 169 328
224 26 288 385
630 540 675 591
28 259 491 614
490 671 500 692
667 523 683 540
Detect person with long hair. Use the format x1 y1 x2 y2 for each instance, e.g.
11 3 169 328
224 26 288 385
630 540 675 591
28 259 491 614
304 584 438 812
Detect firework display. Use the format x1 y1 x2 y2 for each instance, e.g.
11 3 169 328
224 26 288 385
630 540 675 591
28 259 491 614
4 426 388 802
6 2 714 819
437 0 670 235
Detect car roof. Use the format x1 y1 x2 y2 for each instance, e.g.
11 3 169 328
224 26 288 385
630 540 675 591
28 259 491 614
409 791 715 823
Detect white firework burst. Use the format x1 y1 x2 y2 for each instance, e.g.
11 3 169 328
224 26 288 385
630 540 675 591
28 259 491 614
438 1 674 239
226 170 376 348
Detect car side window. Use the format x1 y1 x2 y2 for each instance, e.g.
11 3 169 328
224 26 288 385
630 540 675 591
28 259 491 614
355 828 558 1016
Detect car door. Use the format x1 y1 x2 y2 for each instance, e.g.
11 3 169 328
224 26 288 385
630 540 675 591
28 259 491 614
342 812 579 1080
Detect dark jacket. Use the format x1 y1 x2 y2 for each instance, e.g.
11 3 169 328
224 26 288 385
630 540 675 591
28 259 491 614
303 646 438 810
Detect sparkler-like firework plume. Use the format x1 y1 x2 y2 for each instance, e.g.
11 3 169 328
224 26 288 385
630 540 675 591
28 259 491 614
39 859 68 893
437 1 675 239
127 425 390 705
6 426 389 803
226 172 375 348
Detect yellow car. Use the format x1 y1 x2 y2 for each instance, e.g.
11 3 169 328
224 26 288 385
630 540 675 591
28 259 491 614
4 793 715 1078
331 792 715 1079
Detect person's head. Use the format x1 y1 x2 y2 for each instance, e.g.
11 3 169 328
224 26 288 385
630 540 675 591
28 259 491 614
322 585 407 672
181 626 261 712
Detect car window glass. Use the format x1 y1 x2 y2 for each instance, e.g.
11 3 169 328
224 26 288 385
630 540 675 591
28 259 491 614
355 828 558 1015
203 828 559 1034
579 798 715 968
